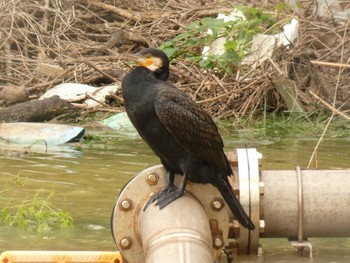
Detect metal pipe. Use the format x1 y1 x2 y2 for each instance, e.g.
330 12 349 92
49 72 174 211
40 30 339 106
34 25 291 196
111 150 350 260
261 169 350 238
138 194 214 263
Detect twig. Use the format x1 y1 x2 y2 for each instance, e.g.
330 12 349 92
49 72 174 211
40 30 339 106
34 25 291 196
85 94 110 108
307 114 334 169
307 20 349 169
308 90 350 120
212 74 227 92
109 91 124 104
332 20 348 107
87 1 143 22
310 60 350 68
193 75 209 100
185 7 234 18
83 60 119 83
197 79 260 104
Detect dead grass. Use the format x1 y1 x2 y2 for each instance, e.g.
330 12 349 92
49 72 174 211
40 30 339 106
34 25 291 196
0 0 349 119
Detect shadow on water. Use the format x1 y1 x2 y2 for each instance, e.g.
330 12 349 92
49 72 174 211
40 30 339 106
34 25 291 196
0 125 349 262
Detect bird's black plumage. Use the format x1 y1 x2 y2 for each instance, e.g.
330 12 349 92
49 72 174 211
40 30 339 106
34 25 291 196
122 48 255 230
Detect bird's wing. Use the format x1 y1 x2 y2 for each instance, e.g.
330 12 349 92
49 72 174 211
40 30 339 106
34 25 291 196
155 85 229 174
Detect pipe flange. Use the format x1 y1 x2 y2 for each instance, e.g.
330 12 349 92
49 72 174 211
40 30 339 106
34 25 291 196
111 165 230 263
230 148 261 254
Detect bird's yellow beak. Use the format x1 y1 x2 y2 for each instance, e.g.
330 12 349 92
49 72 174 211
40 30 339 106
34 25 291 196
125 53 154 67
135 57 154 67
125 52 163 72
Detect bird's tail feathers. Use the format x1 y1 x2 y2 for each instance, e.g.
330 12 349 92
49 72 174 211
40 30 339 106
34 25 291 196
216 179 255 230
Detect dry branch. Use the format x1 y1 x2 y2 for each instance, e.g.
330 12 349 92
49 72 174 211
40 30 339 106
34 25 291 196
309 90 350 121
0 96 72 122
87 1 143 22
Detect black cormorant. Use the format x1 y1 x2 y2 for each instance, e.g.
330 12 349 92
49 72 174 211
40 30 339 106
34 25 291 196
122 48 255 230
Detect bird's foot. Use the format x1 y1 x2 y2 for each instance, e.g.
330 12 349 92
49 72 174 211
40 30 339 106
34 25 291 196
143 184 178 211
155 187 185 209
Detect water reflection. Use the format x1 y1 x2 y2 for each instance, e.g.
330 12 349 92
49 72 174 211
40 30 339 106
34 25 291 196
0 129 349 262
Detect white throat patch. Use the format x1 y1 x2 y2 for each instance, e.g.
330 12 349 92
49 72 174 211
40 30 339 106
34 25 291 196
147 57 163 72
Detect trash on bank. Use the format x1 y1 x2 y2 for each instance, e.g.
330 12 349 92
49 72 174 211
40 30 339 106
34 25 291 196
242 18 299 68
0 122 85 146
201 8 299 68
39 83 119 108
100 112 139 138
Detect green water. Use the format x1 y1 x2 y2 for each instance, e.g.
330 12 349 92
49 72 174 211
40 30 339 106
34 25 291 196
0 126 349 262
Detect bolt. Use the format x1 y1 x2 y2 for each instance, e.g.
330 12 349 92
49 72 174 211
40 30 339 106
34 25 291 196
259 182 264 195
232 220 240 229
258 244 264 258
213 236 224 248
119 236 132 250
259 220 265 234
257 152 263 159
211 198 224 211
119 198 132 211
231 220 240 236
257 152 263 166
146 172 159 185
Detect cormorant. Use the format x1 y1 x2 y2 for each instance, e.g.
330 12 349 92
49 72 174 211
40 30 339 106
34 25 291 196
122 48 255 230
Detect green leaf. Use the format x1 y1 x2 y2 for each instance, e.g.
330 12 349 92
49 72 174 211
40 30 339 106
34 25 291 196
224 40 237 50
185 20 200 30
202 17 224 28
275 3 289 12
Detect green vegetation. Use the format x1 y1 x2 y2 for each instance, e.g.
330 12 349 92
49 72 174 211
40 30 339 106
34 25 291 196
0 175 73 233
160 5 279 73
220 114 350 140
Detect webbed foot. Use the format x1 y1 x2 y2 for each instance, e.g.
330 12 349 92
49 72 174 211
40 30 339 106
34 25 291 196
143 184 177 211
155 187 185 209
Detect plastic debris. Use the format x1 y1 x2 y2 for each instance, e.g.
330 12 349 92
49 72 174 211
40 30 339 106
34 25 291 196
202 9 246 59
100 112 138 138
39 83 96 101
314 0 350 21
0 122 85 145
242 19 299 67
39 83 119 107
201 8 299 69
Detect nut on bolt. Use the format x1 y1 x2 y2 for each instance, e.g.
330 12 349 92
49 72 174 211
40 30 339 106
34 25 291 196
231 220 240 235
259 220 265 233
211 197 224 211
119 236 132 250
119 198 133 211
213 236 224 248
146 172 159 185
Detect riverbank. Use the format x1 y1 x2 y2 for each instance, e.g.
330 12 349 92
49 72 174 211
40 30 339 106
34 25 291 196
1 1 349 122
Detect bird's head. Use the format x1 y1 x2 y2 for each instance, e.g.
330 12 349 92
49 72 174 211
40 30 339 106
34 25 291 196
130 48 170 81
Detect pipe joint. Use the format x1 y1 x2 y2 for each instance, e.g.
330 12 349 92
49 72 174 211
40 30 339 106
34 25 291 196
111 165 229 263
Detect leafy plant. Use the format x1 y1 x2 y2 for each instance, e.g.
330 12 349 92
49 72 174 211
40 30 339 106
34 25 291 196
161 5 278 73
1 174 73 232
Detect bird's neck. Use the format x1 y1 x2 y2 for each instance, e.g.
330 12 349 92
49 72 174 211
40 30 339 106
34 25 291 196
153 66 169 81
122 67 157 102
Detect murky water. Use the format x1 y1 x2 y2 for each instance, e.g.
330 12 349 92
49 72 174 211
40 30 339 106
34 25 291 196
0 127 349 262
